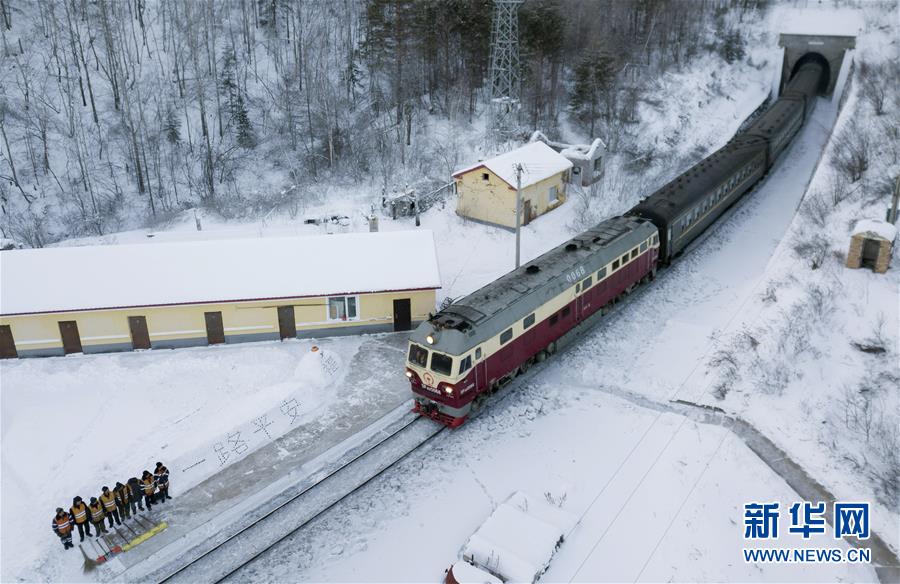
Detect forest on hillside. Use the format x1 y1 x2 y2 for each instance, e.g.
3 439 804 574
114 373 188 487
0 0 765 246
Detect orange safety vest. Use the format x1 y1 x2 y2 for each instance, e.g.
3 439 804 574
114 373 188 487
70 503 88 524
115 485 131 504
142 477 156 495
100 491 117 511
89 503 105 522
53 514 73 536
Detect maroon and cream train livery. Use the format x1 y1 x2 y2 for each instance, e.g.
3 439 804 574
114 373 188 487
406 216 660 427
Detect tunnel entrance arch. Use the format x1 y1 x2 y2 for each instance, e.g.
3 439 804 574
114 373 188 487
778 33 855 97
788 52 831 94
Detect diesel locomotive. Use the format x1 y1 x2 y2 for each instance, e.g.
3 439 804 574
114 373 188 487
407 61 825 427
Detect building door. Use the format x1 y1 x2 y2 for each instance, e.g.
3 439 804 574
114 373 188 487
392 298 412 331
204 311 225 345
128 316 151 350
861 239 880 269
58 321 83 354
277 306 296 340
0 325 17 359
523 200 533 225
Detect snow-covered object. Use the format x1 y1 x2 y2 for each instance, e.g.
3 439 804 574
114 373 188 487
528 130 606 161
0 230 440 315
852 219 897 242
447 561 502 584
453 142 573 190
460 491 577 583
775 7 863 37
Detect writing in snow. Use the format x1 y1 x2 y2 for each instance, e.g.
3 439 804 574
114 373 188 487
743 501 869 540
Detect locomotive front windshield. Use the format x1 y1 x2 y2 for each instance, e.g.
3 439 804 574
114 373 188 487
408 343 429 367
430 352 453 375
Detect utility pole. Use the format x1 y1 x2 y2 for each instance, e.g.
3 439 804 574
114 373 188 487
515 163 523 269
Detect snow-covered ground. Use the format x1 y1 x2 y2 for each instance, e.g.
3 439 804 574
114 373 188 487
3 2 897 582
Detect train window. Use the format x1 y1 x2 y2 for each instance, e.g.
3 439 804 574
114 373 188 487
622 253 629 264
523 313 535 329
582 276 592 290
562 306 571 317
475 347 482 360
612 259 620 270
631 249 638 259
652 234 658 245
597 267 607 279
458 355 472 375
500 328 513 344
576 282 581 293
430 352 453 375
408 344 429 367
640 242 647 252
550 313 559 326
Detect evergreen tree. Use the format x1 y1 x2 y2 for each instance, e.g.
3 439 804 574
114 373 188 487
163 105 181 145
570 51 616 137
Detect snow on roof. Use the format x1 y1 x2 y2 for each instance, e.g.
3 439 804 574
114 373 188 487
449 561 502 584
853 219 897 242
453 142 572 190
529 131 605 161
774 7 862 37
460 492 576 583
0 230 441 316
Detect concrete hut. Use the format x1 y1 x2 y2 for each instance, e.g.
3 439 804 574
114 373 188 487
453 142 573 229
0 230 440 358
846 219 896 274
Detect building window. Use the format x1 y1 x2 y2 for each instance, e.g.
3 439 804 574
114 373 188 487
500 328 513 344
431 352 453 375
459 355 472 375
548 185 559 204
572 166 581 176
593 157 602 173
328 296 358 321
524 313 535 329
482 172 489 181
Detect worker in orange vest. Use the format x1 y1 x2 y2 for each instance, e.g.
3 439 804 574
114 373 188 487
69 496 92 541
140 470 156 510
114 481 134 519
52 508 74 549
99 486 122 527
88 497 108 536
154 462 172 502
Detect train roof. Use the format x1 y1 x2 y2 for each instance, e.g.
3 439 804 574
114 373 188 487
743 96 804 137
414 216 655 352
629 136 767 224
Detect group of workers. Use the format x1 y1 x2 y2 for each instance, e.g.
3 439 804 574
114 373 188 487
51 462 171 550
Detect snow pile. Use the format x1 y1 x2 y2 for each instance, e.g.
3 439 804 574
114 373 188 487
460 491 576 583
453 142 573 190
852 219 897 242
448 561 502 584
0 230 440 315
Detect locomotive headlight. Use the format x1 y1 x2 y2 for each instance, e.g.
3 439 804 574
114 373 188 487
405 370 413 378
444 386 453 395
425 334 436 345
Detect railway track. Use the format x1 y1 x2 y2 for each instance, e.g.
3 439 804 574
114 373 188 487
152 413 444 583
